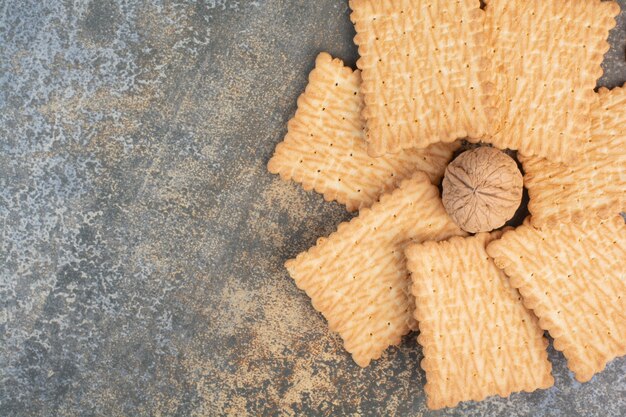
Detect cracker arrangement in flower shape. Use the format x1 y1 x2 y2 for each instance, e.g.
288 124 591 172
268 0 625 410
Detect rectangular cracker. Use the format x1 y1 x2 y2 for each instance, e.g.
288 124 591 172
521 85 626 228
487 216 626 382
350 0 494 156
483 0 619 162
268 52 458 212
406 233 553 410
286 172 465 367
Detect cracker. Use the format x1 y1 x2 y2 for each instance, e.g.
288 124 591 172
286 172 465 367
483 0 619 163
487 216 626 382
268 52 458 212
349 0 494 156
521 85 626 228
406 233 553 409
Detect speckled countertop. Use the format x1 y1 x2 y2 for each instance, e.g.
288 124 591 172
1 1 625 416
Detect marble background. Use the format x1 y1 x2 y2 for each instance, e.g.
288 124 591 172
1 1 625 416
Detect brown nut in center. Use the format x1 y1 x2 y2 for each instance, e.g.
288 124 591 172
442 147 523 233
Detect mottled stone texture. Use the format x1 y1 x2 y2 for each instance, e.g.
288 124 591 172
0 1 625 416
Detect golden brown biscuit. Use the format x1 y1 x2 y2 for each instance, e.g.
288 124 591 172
522 85 626 228
483 0 619 162
487 216 626 382
286 173 465 367
407 233 553 409
350 0 495 156
268 53 458 212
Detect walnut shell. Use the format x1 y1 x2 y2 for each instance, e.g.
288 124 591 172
442 147 523 233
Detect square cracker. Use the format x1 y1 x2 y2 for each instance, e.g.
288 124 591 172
406 233 553 410
268 52 458 212
487 216 626 382
521 85 626 228
286 172 465 367
482 0 619 162
350 0 494 156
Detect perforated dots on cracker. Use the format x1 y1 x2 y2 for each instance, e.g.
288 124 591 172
487 216 626 382
521 85 626 228
268 53 458 212
286 173 465 367
483 0 619 162
407 233 553 409
350 0 495 156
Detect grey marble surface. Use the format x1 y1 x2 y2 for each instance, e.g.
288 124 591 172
1 1 625 416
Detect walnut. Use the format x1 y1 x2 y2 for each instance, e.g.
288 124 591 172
442 147 523 233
